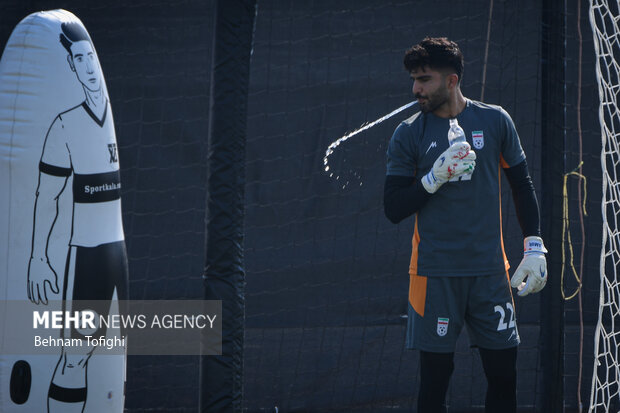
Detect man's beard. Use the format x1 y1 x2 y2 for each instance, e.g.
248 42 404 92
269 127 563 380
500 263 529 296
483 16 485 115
417 89 448 114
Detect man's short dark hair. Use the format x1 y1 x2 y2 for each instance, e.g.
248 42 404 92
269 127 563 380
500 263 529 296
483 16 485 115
404 37 464 82
59 22 91 56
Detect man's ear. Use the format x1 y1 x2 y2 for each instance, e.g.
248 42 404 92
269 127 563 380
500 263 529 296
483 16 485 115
66 55 75 72
447 73 459 89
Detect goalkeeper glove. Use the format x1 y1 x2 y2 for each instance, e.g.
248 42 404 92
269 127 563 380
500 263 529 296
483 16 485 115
511 236 548 297
421 142 476 194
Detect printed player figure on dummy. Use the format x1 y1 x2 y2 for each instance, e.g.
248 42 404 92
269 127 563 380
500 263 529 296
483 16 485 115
27 21 128 413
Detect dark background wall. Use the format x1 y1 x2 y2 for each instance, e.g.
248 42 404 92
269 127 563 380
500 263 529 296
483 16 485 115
0 0 604 411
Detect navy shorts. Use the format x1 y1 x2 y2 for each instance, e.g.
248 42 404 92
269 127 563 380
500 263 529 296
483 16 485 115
406 272 520 352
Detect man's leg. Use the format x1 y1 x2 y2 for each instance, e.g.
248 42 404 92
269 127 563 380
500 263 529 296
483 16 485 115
49 247 88 413
466 273 520 413
47 347 93 413
417 350 455 413
478 346 517 413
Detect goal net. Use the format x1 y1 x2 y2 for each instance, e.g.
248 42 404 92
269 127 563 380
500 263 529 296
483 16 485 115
589 1 620 411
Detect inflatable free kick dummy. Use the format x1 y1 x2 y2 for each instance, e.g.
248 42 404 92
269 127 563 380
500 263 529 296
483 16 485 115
0 10 128 413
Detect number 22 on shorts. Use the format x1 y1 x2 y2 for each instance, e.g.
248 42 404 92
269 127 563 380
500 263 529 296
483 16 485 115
494 302 515 331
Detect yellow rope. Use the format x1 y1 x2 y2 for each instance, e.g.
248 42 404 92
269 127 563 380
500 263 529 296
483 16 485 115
561 161 587 301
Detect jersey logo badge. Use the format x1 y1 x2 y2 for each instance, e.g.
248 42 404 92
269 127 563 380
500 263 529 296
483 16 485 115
472 131 484 149
425 141 437 155
108 143 118 163
437 317 449 337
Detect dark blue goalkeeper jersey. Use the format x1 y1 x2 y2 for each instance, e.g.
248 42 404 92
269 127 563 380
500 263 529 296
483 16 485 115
386 99 526 277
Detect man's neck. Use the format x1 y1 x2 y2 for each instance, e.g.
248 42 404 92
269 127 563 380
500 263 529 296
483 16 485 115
83 88 106 117
433 90 467 119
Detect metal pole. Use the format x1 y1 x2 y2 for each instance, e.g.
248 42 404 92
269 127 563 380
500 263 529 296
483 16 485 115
200 0 257 411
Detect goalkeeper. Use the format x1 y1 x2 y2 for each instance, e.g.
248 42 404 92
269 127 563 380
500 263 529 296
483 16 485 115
383 37 546 413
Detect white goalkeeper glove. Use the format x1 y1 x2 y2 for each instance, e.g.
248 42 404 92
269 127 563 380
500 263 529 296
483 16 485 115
421 142 476 194
511 236 548 297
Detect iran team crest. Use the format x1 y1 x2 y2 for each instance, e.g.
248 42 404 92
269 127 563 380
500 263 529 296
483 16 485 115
472 131 484 149
437 317 449 337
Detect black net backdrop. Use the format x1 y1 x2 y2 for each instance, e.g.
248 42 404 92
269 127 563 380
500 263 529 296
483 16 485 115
0 0 606 412
244 0 544 412
562 1 607 411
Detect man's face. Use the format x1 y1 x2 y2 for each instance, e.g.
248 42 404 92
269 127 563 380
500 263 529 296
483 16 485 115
410 66 450 114
69 40 101 92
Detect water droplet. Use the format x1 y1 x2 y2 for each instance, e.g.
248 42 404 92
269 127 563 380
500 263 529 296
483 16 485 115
322 100 418 186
